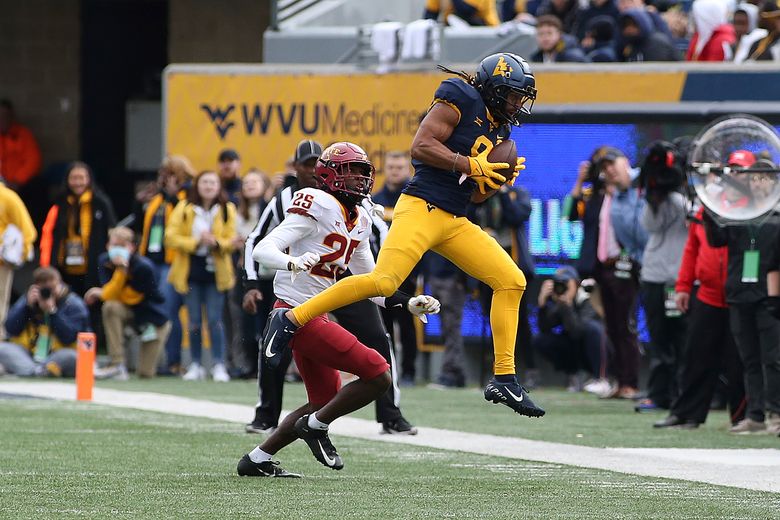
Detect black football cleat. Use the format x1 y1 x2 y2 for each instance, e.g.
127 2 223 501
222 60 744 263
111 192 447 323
294 415 343 470
381 416 418 435
484 377 546 417
261 309 297 370
245 419 276 434
236 454 301 478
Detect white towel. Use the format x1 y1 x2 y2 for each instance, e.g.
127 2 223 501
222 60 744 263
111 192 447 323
370 22 403 63
401 19 439 60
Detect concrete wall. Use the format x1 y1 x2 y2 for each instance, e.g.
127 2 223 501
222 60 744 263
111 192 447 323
0 0 81 166
169 0 270 63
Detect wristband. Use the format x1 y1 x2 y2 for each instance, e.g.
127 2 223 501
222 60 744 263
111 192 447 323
451 152 461 172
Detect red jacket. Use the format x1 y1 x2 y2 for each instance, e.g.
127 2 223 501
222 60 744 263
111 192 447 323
675 208 728 308
686 24 736 61
0 122 41 187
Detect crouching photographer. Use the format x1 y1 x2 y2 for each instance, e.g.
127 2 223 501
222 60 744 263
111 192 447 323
533 266 610 392
0 267 90 377
637 141 690 412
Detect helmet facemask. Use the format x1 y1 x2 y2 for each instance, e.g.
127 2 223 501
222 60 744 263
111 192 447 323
491 84 537 126
322 160 375 207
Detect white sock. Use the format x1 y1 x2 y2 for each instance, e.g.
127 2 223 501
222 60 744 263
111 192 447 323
248 446 272 463
308 413 329 430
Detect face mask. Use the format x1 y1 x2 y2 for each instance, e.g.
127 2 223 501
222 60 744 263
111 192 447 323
108 246 130 263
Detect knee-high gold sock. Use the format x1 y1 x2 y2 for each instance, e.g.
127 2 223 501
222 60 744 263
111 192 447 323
490 287 524 375
292 273 381 325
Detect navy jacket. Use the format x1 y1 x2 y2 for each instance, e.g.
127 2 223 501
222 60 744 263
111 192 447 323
97 252 168 327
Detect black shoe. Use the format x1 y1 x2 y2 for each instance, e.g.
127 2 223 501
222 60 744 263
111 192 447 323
653 415 699 429
262 309 297 370
484 377 545 417
236 454 301 477
294 415 343 470
245 419 276 434
381 416 418 435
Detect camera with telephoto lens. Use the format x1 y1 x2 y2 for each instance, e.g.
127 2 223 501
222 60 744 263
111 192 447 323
39 287 52 300
553 280 568 296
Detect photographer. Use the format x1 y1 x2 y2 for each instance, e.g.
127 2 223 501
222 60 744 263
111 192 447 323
0 267 89 377
570 146 647 398
636 141 690 412
533 266 610 390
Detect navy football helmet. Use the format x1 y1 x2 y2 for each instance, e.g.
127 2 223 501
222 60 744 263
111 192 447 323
473 53 536 126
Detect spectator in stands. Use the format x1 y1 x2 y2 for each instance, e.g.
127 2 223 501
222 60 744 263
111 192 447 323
704 161 780 434
618 9 680 61
0 267 89 377
530 15 589 62
165 170 237 382
424 0 500 26
534 266 609 391
0 99 41 190
217 148 242 203
635 142 689 412
85 227 171 380
133 155 192 375
232 169 269 379
0 177 37 339
581 15 619 61
40 161 117 296
536 0 584 34
746 1 780 61
654 206 744 429
575 0 620 42
618 0 672 37
426 254 467 388
502 0 543 21
373 151 419 386
663 6 691 54
686 0 736 61
733 3 769 62
569 147 647 399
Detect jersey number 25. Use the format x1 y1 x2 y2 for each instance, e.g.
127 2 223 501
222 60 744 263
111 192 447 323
310 233 360 280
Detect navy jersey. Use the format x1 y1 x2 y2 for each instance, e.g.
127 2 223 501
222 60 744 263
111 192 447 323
404 78 511 216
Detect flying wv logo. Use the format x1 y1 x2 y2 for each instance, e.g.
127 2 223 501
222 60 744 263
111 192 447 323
200 104 235 140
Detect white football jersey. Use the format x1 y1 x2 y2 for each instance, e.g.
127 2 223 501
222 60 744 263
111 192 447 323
271 188 374 306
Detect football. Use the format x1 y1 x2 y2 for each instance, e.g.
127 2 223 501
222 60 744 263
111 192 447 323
487 139 518 183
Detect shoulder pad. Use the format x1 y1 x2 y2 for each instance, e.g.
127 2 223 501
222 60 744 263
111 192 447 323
432 78 480 120
286 187 338 222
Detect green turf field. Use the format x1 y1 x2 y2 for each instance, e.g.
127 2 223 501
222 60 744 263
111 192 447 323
1 394 779 520
95 378 780 449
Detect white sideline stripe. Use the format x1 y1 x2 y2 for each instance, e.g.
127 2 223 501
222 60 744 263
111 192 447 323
2 381 779 493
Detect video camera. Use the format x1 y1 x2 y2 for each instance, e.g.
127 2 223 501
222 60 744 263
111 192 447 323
639 140 685 196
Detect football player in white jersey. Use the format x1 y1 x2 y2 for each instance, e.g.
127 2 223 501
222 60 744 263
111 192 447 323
237 142 440 477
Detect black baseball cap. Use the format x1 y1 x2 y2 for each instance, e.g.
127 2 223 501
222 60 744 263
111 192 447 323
218 148 240 162
295 140 323 163
592 146 626 164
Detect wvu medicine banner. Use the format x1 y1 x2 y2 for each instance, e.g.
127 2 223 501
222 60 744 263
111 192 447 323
167 66 780 177
165 70 443 177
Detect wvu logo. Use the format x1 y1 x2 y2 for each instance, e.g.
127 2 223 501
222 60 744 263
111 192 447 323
492 56 513 78
426 203 436 212
200 104 236 140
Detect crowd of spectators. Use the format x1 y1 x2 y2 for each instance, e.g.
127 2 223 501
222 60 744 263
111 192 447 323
422 0 780 63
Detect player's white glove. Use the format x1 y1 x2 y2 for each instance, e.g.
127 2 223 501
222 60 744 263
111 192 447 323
287 252 320 278
407 295 441 324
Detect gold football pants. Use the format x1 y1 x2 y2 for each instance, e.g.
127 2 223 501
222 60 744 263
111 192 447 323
292 194 526 375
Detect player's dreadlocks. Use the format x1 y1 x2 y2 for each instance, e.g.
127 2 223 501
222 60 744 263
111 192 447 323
436 64 475 86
